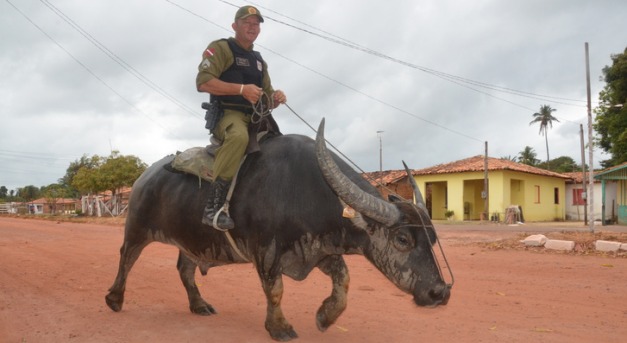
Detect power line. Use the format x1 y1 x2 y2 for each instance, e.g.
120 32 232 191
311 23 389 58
39 0 201 119
238 0 587 109
189 1 584 132
6 0 177 134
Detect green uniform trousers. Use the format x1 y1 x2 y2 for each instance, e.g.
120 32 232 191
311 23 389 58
211 109 251 182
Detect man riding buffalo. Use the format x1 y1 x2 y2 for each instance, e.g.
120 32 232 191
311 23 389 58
196 5 287 230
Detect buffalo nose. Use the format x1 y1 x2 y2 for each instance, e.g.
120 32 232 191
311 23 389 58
428 284 451 305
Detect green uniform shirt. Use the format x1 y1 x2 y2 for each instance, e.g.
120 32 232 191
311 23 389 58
196 37 274 96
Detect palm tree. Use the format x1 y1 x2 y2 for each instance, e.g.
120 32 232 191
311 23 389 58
518 146 539 166
529 105 559 169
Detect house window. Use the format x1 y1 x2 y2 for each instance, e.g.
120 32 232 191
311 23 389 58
534 185 540 203
572 188 585 205
554 187 559 204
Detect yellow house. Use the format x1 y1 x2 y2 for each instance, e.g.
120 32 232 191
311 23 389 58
409 155 570 222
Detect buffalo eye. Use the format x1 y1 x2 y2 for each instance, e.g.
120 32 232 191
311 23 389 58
392 230 415 251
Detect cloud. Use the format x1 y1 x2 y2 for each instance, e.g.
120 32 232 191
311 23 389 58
1 0 625 191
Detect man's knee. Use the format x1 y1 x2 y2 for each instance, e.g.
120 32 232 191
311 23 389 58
224 125 249 147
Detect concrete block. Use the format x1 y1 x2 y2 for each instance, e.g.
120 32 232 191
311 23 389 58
621 243 627 251
595 240 622 252
544 239 575 251
520 234 547 247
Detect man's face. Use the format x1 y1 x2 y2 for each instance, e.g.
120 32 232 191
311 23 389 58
233 16 261 45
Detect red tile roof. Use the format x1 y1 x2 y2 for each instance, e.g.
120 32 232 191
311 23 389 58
561 171 597 183
364 156 571 186
362 170 408 186
412 155 570 179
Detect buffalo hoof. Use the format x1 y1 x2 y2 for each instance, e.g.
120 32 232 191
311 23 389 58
190 301 217 316
105 293 124 312
315 297 345 332
269 329 298 342
315 311 332 332
266 323 298 341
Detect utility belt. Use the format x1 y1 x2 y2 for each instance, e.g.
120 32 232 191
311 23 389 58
221 104 254 115
202 101 254 133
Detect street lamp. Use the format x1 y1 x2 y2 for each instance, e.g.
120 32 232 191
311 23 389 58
376 130 384 174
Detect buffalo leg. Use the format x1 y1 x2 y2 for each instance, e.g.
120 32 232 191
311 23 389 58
260 273 298 341
176 251 217 315
105 240 149 312
315 255 350 331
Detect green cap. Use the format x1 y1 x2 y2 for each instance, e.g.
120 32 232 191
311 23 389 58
234 5 264 22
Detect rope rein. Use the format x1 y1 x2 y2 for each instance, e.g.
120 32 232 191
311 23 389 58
216 99 454 282
284 102 396 194
251 92 274 124
394 221 455 288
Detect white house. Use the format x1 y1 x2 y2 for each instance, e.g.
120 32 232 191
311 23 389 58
563 171 617 223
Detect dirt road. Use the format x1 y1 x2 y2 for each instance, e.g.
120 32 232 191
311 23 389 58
1 217 625 342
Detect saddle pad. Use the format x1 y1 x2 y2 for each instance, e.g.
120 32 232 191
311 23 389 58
171 147 214 183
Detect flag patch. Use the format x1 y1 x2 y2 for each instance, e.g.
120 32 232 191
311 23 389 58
203 48 216 58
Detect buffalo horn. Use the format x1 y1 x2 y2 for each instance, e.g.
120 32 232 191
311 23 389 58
315 119 400 226
402 161 429 214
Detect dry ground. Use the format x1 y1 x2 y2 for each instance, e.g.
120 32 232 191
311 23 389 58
1 216 626 342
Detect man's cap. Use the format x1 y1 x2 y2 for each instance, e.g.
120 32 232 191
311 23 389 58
235 5 264 23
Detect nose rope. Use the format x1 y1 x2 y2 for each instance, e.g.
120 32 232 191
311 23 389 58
401 212 455 288
393 222 454 288
420 209 454 288
428 225 455 288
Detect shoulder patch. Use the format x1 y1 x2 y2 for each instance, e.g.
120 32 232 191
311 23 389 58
201 58 211 70
203 47 216 58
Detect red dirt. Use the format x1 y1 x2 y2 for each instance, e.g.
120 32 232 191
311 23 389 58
1 217 626 343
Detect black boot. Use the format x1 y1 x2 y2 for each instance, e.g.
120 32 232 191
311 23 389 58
201 178 235 230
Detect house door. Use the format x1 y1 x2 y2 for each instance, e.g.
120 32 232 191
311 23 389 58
426 181 448 220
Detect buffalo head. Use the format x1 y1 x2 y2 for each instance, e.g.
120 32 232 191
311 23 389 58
315 119 451 307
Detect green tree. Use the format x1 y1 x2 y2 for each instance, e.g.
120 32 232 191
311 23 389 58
71 155 104 194
0 186 7 199
530 105 559 168
71 151 146 196
518 146 539 166
16 185 40 202
537 156 579 173
60 155 101 198
99 151 147 196
594 47 627 168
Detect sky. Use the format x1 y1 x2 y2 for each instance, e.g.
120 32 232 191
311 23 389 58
1 0 626 192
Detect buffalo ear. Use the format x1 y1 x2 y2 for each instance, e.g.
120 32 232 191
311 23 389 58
388 194 405 203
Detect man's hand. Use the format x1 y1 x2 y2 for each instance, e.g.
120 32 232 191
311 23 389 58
271 90 287 108
242 84 263 104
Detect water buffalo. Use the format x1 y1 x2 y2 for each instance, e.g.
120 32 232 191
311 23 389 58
105 119 451 341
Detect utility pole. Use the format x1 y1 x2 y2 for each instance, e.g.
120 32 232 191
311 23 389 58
377 131 384 174
579 124 587 225
585 42 594 233
483 141 489 221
